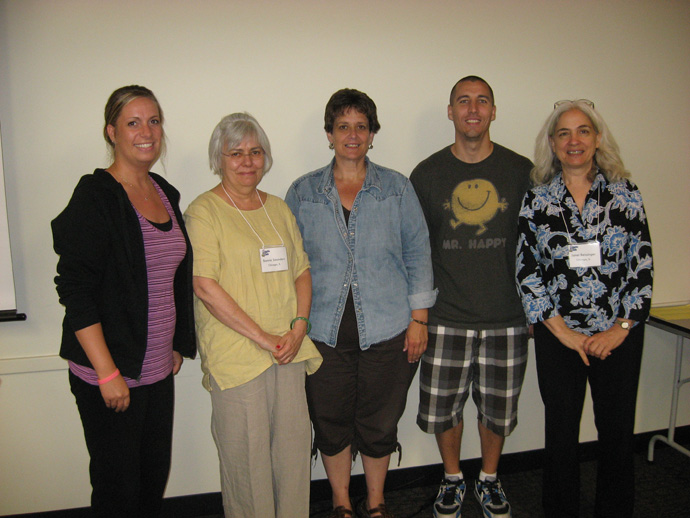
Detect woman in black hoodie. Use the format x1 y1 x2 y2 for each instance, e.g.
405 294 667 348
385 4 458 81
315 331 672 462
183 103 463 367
52 85 196 518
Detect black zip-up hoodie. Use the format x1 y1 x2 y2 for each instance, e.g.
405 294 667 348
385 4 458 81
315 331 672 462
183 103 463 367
52 169 196 379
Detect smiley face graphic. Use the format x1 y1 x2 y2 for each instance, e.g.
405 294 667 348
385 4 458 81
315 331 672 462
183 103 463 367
443 179 508 235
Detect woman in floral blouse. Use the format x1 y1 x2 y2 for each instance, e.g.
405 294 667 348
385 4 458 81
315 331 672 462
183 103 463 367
516 99 653 518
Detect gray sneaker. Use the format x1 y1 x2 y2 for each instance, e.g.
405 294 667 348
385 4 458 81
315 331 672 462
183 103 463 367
433 478 466 518
473 478 511 518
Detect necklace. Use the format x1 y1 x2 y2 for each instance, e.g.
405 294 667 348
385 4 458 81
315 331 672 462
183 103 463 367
113 171 152 201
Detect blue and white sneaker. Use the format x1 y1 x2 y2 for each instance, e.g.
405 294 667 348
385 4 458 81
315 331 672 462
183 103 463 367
474 478 512 518
433 478 466 518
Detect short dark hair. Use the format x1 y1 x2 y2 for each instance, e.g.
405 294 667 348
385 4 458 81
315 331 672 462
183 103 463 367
324 88 381 134
449 76 494 105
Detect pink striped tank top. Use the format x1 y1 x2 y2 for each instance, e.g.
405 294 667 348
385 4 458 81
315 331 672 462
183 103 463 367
69 179 187 387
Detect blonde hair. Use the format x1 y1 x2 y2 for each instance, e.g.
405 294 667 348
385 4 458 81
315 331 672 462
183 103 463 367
531 100 630 186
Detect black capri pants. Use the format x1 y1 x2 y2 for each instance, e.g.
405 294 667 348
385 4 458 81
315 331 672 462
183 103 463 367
306 304 417 459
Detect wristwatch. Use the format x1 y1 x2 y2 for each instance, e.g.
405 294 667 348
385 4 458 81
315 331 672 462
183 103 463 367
617 320 631 330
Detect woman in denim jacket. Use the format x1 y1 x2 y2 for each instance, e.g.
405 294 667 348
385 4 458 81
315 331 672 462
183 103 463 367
286 89 436 518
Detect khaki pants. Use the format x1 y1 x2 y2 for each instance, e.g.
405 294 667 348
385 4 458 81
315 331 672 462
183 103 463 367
210 363 311 518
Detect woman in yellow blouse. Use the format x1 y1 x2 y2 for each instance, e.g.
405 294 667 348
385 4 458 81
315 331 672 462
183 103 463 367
184 112 321 518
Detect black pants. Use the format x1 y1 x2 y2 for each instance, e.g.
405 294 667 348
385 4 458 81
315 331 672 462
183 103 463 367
534 323 644 518
69 372 175 518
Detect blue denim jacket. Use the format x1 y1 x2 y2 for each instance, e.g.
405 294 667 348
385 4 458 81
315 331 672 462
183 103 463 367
285 158 437 349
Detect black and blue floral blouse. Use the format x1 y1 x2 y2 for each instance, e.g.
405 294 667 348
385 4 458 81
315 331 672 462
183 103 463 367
516 171 653 335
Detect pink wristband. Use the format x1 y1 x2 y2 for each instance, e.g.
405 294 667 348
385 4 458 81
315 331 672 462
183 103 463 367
98 368 120 385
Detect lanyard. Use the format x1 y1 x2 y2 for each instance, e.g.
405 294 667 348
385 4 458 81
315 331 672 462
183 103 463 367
220 184 285 248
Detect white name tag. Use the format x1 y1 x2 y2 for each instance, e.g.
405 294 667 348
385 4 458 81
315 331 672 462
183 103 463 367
568 241 601 268
260 246 288 272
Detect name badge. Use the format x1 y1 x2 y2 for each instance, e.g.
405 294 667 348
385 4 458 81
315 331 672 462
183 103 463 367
568 241 601 268
260 246 288 272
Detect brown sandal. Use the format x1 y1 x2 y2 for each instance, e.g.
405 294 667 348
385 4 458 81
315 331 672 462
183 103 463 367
365 503 394 518
327 505 353 518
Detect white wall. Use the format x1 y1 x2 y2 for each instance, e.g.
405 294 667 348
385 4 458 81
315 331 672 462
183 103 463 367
1 0 689 514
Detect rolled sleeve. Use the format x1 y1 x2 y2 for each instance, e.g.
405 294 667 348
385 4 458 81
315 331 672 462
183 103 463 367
408 289 438 311
401 179 436 310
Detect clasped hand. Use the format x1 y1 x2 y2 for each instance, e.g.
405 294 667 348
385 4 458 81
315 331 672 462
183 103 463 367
259 328 305 365
558 326 627 366
583 326 627 360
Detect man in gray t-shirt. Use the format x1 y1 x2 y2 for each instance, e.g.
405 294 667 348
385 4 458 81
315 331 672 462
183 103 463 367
410 76 531 518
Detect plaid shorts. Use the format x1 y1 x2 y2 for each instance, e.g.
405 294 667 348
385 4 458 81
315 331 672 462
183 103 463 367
417 324 529 437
